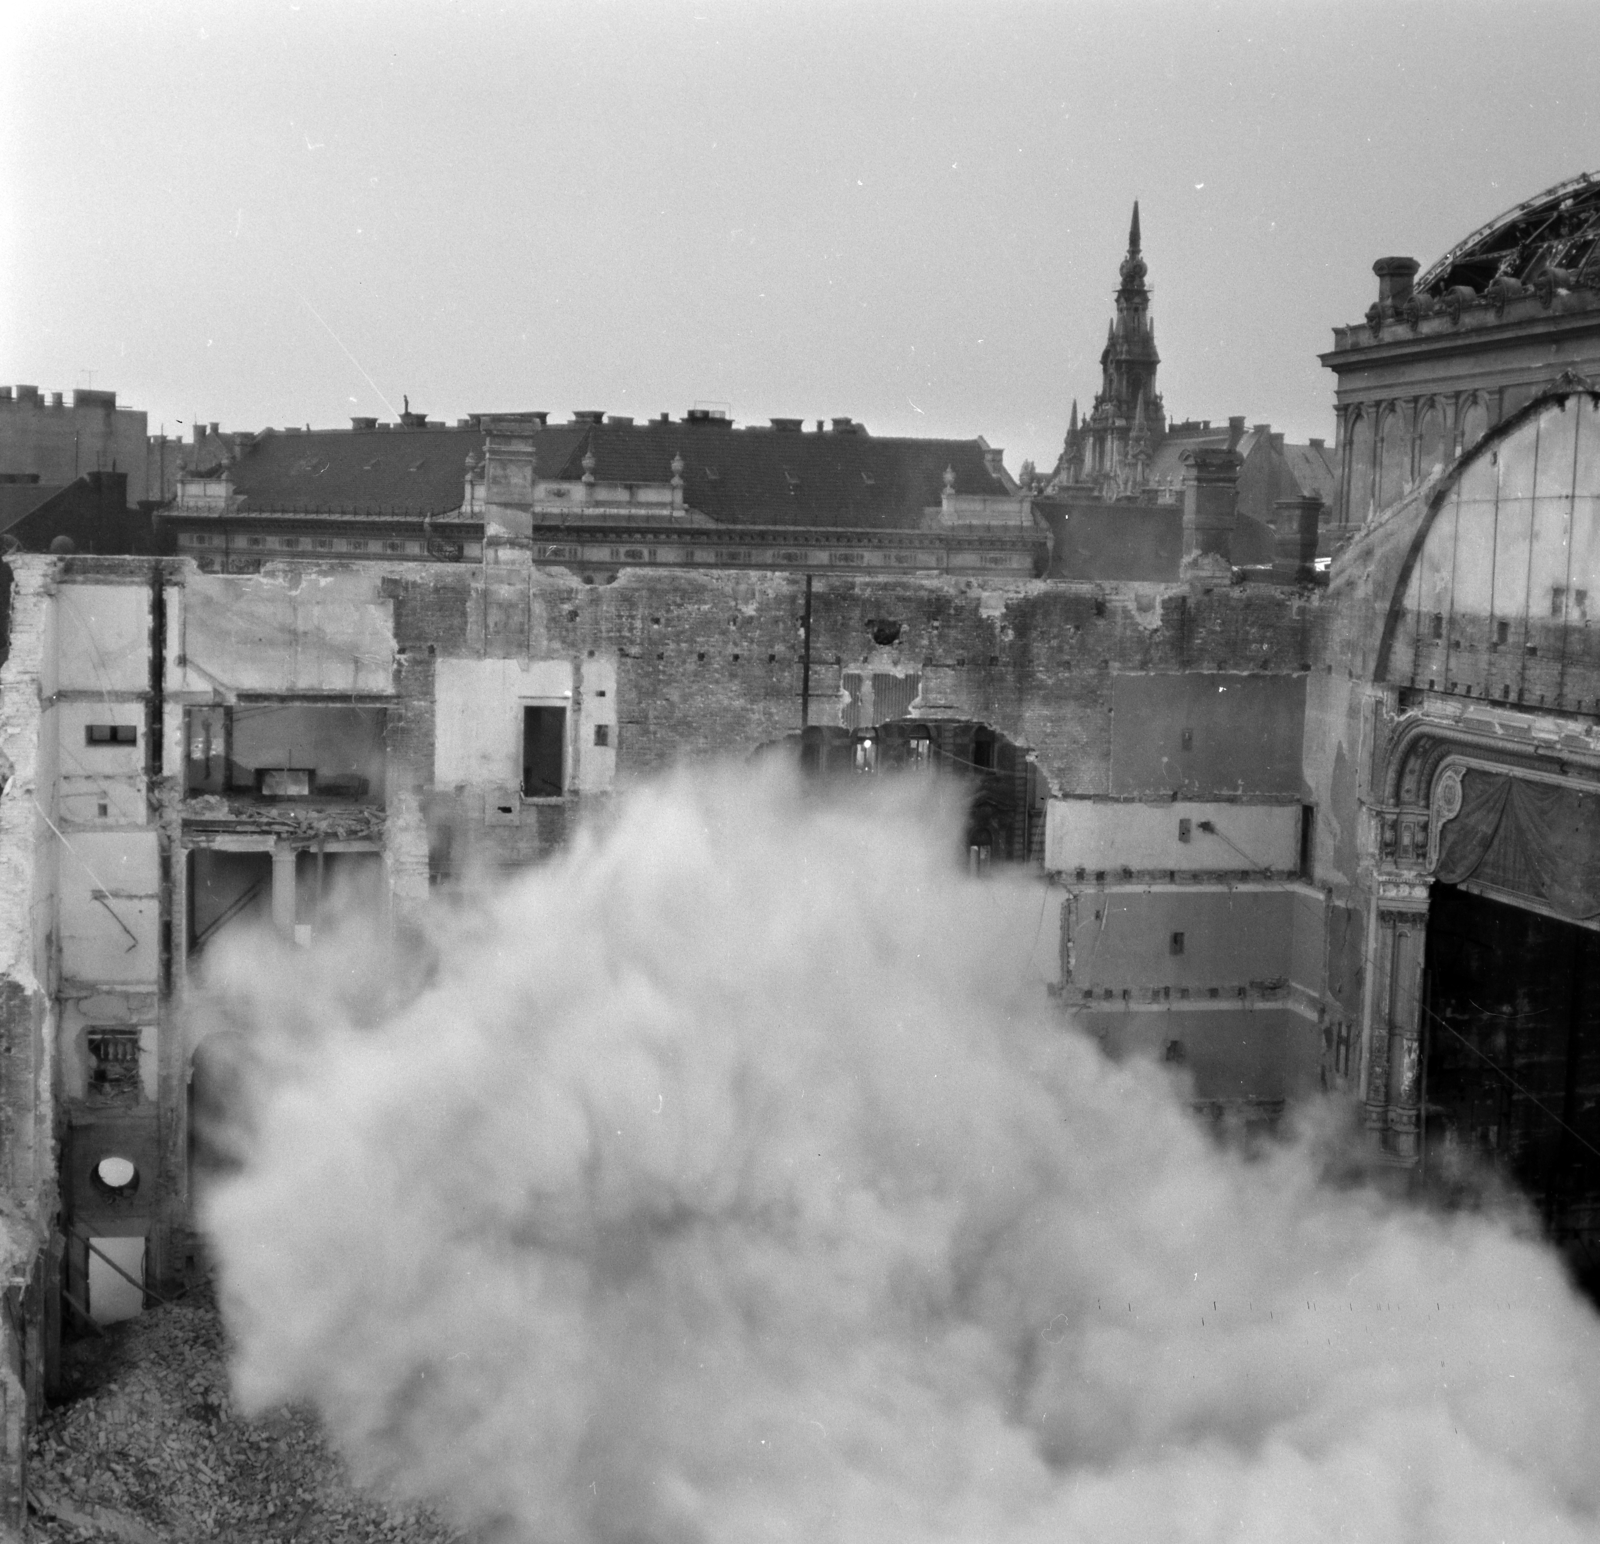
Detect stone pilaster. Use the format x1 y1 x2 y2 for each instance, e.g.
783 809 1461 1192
1367 875 1431 1161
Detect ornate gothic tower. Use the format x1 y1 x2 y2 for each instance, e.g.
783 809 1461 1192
1053 202 1167 494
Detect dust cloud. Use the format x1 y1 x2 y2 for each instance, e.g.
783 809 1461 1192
201 768 1600 1544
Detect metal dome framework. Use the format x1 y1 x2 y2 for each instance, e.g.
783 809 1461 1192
1417 171 1600 297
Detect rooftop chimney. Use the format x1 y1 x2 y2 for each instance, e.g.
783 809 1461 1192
1181 447 1241 576
573 410 606 425
1226 416 1245 452
351 417 378 430
1273 495 1324 585
1373 256 1420 311
770 418 803 432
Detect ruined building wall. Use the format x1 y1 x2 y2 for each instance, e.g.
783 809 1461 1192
0 558 62 1526
377 556 1330 1112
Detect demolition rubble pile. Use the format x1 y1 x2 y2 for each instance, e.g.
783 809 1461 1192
27 1290 458 1544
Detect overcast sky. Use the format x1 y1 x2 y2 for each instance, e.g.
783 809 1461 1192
4 1 1598 474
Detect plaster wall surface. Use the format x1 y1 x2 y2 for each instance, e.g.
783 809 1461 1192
1078 1005 1322 1101
53 582 149 694
575 653 618 793
1109 672 1308 797
56 832 160 985
1045 799 1301 875
169 566 395 696
55 700 147 827
1069 883 1323 997
433 657 574 787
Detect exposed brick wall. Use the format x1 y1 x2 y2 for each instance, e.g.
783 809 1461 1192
385 562 1328 875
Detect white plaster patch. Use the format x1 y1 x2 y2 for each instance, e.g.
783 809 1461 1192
434 657 574 787
172 567 396 696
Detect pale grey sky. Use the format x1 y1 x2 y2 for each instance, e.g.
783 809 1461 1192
4 0 1597 474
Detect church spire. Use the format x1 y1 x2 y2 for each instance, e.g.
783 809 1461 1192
1073 201 1165 498
1118 200 1148 296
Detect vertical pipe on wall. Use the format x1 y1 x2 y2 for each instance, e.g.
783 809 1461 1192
800 574 813 729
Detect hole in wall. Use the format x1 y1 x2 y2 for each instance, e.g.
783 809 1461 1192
870 620 903 646
93 1155 139 1196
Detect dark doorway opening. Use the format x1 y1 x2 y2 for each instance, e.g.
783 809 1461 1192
522 706 567 798
1425 883 1600 1299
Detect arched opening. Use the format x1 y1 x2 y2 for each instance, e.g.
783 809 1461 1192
1415 401 1447 480
189 1030 257 1180
1376 405 1409 510
1345 409 1375 525
1458 397 1490 456
1424 878 1600 1298
767 720 1048 864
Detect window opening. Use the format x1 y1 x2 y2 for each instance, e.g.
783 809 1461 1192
522 706 567 797
87 1027 141 1102
86 724 136 745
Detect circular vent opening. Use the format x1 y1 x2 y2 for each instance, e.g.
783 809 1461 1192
94 1155 139 1196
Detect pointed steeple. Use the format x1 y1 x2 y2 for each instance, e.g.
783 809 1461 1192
1067 399 1079 436
1119 200 1148 296
1079 201 1165 497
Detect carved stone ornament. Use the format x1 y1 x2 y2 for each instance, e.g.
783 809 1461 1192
1433 765 1463 824
1376 875 1431 914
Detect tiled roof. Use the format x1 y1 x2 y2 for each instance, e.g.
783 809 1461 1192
534 420 1010 530
1283 442 1336 504
223 426 483 516
219 418 1011 530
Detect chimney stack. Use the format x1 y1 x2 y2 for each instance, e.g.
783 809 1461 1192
1373 256 1420 311
1181 448 1241 575
1273 494 1324 584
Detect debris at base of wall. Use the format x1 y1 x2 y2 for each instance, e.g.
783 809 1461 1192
28 1286 460 1543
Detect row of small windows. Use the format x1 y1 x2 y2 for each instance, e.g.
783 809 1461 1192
178 532 423 554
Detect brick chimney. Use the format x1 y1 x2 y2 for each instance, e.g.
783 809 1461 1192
1181 448 1241 575
1273 494 1323 584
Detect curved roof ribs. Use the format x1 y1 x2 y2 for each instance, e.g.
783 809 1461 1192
1418 170 1600 297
